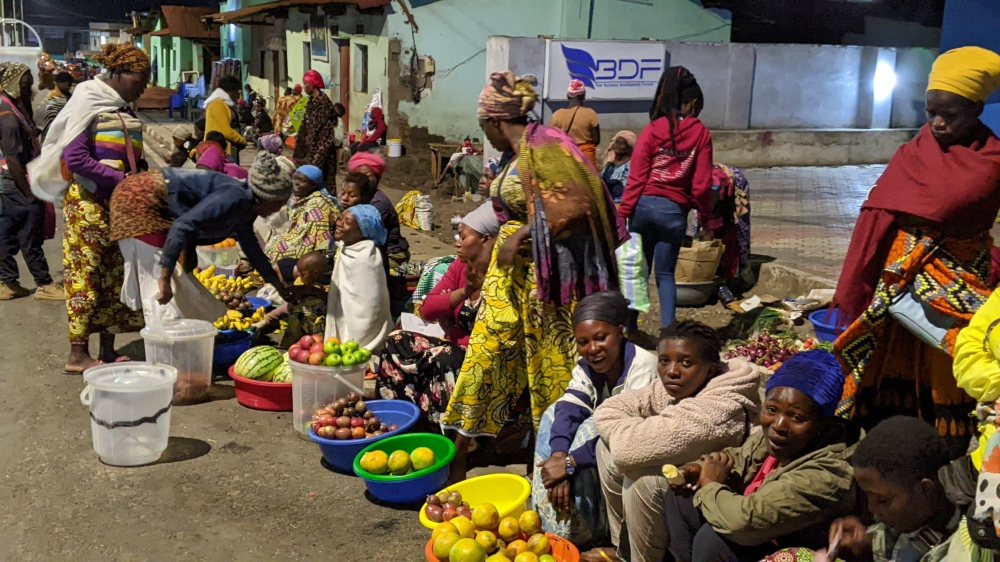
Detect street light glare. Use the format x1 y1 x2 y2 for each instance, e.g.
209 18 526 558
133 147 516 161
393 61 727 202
874 61 896 101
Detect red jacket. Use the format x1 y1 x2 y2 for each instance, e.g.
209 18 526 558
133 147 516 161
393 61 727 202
419 259 471 347
618 116 721 230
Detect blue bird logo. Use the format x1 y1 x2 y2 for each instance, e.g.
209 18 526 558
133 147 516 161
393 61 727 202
561 45 597 89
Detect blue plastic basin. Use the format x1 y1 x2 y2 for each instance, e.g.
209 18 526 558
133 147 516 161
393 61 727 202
809 309 844 343
245 296 272 310
213 330 253 371
308 400 421 473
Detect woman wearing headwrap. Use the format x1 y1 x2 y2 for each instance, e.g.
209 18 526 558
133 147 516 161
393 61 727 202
440 71 622 482
258 133 284 155
377 201 500 423
712 163 753 288
833 46 1000 457
549 79 601 166
293 70 339 181
581 321 762 561
195 142 249 180
264 164 339 261
639 350 857 562
274 86 301 136
531 291 658 549
349 106 388 155
346 151 409 268
601 130 636 201
109 151 293 321
324 204 392 353
28 43 150 374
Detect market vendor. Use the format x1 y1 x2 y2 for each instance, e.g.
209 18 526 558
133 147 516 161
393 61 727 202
265 164 339 261
346 152 409 268
108 151 293 316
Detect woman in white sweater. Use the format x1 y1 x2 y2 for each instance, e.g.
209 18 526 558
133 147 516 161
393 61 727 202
582 320 764 562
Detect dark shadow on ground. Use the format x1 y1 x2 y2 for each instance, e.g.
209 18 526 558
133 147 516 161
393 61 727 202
151 437 212 465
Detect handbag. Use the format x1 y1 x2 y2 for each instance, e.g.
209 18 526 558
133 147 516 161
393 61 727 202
887 244 955 349
616 232 650 313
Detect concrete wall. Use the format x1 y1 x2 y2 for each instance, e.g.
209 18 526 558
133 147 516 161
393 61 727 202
940 0 1000 133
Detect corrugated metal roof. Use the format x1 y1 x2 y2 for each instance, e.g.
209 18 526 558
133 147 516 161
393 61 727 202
205 0 390 25
154 6 219 40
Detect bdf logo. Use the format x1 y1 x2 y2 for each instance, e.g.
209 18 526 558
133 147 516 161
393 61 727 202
561 44 662 88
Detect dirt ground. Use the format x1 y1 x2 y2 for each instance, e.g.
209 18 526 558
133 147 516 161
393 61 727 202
0 155 753 560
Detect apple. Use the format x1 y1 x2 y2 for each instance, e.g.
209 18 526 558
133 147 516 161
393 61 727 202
325 336 341 346
323 340 341 356
312 334 324 345
342 340 359 353
290 348 308 363
341 352 357 366
308 342 325 355
356 348 372 363
325 353 342 367
308 352 326 366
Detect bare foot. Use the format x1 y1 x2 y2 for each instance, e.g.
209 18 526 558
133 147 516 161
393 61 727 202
581 547 620 562
65 349 101 375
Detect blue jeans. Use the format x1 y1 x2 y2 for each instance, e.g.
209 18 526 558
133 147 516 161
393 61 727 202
628 196 687 330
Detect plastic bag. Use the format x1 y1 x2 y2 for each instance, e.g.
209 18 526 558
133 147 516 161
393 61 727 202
616 233 650 313
415 195 433 231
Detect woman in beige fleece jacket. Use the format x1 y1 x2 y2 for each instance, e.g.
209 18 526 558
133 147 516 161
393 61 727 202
582 320 764 562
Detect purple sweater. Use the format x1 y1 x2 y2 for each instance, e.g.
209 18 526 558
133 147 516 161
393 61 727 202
62 111 143 201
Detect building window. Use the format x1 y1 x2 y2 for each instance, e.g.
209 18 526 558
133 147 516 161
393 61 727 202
354 43 368 93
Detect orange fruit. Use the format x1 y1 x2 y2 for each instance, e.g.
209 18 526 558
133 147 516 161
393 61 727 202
518 511 542 536
431 522 459 543
497 517 520 542
449 538 487 562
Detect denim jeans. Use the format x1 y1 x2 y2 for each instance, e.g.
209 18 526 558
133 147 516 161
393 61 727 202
628 195 687 330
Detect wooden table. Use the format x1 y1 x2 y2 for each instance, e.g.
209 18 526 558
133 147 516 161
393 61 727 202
428 142 483 185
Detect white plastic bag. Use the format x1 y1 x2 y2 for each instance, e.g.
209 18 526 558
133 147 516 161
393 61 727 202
616 234 650 313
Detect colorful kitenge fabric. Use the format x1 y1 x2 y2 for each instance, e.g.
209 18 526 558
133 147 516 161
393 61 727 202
377 330 466 423
394 190 421 230
410 255 457 308
265 188 339 261
63 182 144 345
275 94 301 132
835 228 990 454
109 171 171 242
440 222 577 437
516 122 620 305
714 163 751 279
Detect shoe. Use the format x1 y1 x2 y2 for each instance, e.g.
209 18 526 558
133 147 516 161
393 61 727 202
0 282 30 300
33 283 65 301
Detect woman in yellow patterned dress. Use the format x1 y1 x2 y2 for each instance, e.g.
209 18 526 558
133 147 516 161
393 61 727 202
440 71 622 481
29 44 150 373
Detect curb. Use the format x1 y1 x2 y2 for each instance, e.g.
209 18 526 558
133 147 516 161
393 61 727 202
756 262 836 297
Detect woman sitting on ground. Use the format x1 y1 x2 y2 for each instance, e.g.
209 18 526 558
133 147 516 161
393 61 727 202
581 320 764 562
195 142 248 180
377 201 499 422
601 131 635 202
265 164 339 261
324 204 393 353
533 292 659 549
346 152 409 268
659 350 858 562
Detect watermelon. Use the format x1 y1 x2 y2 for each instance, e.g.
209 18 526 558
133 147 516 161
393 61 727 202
234 346 283 380
270 361 292 383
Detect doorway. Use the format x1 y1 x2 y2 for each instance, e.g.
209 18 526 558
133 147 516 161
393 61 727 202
303 42 311 74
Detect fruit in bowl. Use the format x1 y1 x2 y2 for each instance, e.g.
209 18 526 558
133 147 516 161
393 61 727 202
427 511 552 562
311 393 393 440
289 336 373 368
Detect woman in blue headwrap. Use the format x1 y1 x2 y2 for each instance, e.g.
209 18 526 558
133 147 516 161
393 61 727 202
324 204 392 353
633 351 860 562
264 163 339 261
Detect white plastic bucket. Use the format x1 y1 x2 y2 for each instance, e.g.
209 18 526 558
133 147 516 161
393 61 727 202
141 319 218 405
387 139 403 158
80 362 178 466
290 362 366 435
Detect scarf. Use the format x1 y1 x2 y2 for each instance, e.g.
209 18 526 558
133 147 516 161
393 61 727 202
28 77 127 202
834 124 1000 323
324 239 392 354
202 87 235 108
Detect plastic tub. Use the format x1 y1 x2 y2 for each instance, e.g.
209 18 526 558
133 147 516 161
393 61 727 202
290 361 366 436
228 365 293 411
424 532 579 562
80 362 177 466
196 245 241 269
308 400 421 472
387 138 403 158
245 296 272 310
141 319 217 405
676 281 715 307
418 473 531 529
809 308 844 343
213 330 253 372
353 433 456 504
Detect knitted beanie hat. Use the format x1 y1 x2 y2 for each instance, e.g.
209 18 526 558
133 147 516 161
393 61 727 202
248 151 293 202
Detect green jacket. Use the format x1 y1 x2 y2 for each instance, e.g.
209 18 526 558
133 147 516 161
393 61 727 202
693 423 859 548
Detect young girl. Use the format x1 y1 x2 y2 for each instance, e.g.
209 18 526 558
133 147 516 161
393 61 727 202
255 251 329 347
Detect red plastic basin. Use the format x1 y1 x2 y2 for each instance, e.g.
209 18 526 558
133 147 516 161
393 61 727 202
228 365 293 411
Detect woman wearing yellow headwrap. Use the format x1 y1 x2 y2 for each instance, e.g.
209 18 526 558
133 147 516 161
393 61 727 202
834 46 1000 458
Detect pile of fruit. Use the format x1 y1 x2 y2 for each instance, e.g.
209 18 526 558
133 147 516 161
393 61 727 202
313 392 400 440
289 334 372 368
725 331 831 369
234 346 292 382
194 265 252 293
204 238 237 249
214 307 267 331
359 444 434 473
428 507 555 562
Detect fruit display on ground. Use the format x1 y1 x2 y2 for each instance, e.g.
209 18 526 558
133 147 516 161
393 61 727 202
358 443 431 473
234 346 290 382
723 308 833 369
288 335 372 368
214 307 267 331
429 507 553 562
313 392 400 441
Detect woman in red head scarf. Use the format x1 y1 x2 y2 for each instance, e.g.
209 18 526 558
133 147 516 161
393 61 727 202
293 70 339 180
349 106 388 155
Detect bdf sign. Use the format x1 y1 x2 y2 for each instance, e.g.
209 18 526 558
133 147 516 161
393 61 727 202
545 40 666 101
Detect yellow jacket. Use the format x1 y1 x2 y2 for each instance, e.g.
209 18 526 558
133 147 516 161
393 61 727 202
204 98 244 150
953 290 1000 468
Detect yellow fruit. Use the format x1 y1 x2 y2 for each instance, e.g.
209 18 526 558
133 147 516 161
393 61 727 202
411 446 436 470
513 553 539 562
433 531 462 562
365 450 389 475
526 534 550 556
431 522 459 543
486 554 512 562
471 502 500 532
387 450 411 475
497 517 520 542
450 515 475 539
518 511 542 536
538 555 556 562
449 538 487 562
475 530 497 553
506 540 528 558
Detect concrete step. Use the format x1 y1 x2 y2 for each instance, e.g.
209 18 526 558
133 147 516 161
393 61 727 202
713 128 918 167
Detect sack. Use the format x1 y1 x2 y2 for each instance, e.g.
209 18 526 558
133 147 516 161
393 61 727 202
415 194 433 232
616 233 650 313
888 284 955 349
677 240 725 283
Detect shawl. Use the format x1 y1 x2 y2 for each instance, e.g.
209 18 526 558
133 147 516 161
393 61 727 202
324 240 393 354
517 122 622 305
834 124 1000 323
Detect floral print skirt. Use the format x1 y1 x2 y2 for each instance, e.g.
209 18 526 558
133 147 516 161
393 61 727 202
377 330 466 423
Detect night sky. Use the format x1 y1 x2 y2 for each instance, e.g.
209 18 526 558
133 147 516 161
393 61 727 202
22 0 220 25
